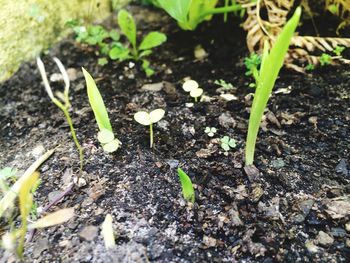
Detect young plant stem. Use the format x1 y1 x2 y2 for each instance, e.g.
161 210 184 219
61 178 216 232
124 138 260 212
194 97 198 103
149 123 153 148
53 98 83 177
200 4 242 19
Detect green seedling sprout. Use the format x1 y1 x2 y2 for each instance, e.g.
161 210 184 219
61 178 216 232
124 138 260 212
114 9 167 76
245 7 302 166
36 57 83 175
221 136 236 152
205 127 217 137
82 68 121 153
182 80 203 102
134 109 165 148
177 168 195 203
214 79 233 90
333 45 345 56
320 53 332 66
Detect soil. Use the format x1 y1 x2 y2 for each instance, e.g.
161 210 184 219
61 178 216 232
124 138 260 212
1 4 350 263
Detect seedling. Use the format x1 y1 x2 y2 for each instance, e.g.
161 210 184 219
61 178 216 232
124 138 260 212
320 53 332 66
156 0 242 30
214 79 233 90
82 68 121 153
245 7 301 166
134 109 165 148
305 63 315 71
333 45 345 56
182 79 203 102
204 127 217 137
67 10 167 76
36 57 83 175
221 136 236 152
112 9 167 76
177 168 195 203
245 53 261 78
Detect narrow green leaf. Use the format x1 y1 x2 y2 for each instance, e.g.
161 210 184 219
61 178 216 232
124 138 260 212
139 32 167 51
245 7 302 165
177 168 195 203
82 68 112 132
118 9 137 49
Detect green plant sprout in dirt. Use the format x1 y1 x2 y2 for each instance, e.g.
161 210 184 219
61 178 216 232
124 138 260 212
214 79 233 90
115 9 167 76
204 127 217 137
177 168 195 203
156 0 244 30
36 57 83 175
220 136 236 152
1 171 74 259
244 53 261 88
182 79 203 102
320 53 332 66
134 109 165 148
306 46 346 70
67 9 166 76
245 7 302 166
82 68 121 153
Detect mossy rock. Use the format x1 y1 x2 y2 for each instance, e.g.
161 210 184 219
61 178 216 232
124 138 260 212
0 0 129 83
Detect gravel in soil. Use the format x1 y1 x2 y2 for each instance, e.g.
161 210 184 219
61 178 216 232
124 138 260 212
0 5 350 263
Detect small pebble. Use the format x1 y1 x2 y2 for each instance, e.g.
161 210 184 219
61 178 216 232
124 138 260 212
79 226 98 241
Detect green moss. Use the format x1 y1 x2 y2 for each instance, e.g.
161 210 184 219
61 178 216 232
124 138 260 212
0 0 117 82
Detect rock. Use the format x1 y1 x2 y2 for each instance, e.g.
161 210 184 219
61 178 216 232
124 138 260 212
203 236 217 247
33 238 49 258
31 144 45 158
141 82 163 92
345 222 350 232
194 44 208 60
166 159 179 169
196 148 215 158
48 191 62 203
316 231 334 247
218 112 236 129
79 225 98 241
325 198 350 219
305 240 319 253
271 158 285 168
299 199 314 216
244 165 260 182
335 159 349 177
330 227 347 238
220 93 238 101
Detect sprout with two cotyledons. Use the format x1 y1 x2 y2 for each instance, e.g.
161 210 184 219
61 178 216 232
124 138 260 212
134 109 165 148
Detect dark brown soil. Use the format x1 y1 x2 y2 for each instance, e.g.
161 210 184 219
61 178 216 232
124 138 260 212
1 5 350 263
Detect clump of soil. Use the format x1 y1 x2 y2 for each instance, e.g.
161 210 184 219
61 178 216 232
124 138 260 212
0 5 349 263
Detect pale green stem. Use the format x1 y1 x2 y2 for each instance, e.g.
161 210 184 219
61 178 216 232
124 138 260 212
194 97 198 103
52 98 83 177
149 123 153 148
200 4 242 19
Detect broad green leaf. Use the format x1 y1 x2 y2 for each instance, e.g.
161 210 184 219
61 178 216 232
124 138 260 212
109 45 130 61
177 168 195 203
109 30 120 41
102 139 120 153
149 109 165 123
102 214 115 249
0 167 17 180
139 32 167 50
82 68 112 132
157 0 192 24
134 111 151 126
97 129 115 144
28 208 74 229
118 9 137 49
245 7 302 165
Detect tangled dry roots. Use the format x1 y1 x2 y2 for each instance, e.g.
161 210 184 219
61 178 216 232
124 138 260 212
238 0 350 72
